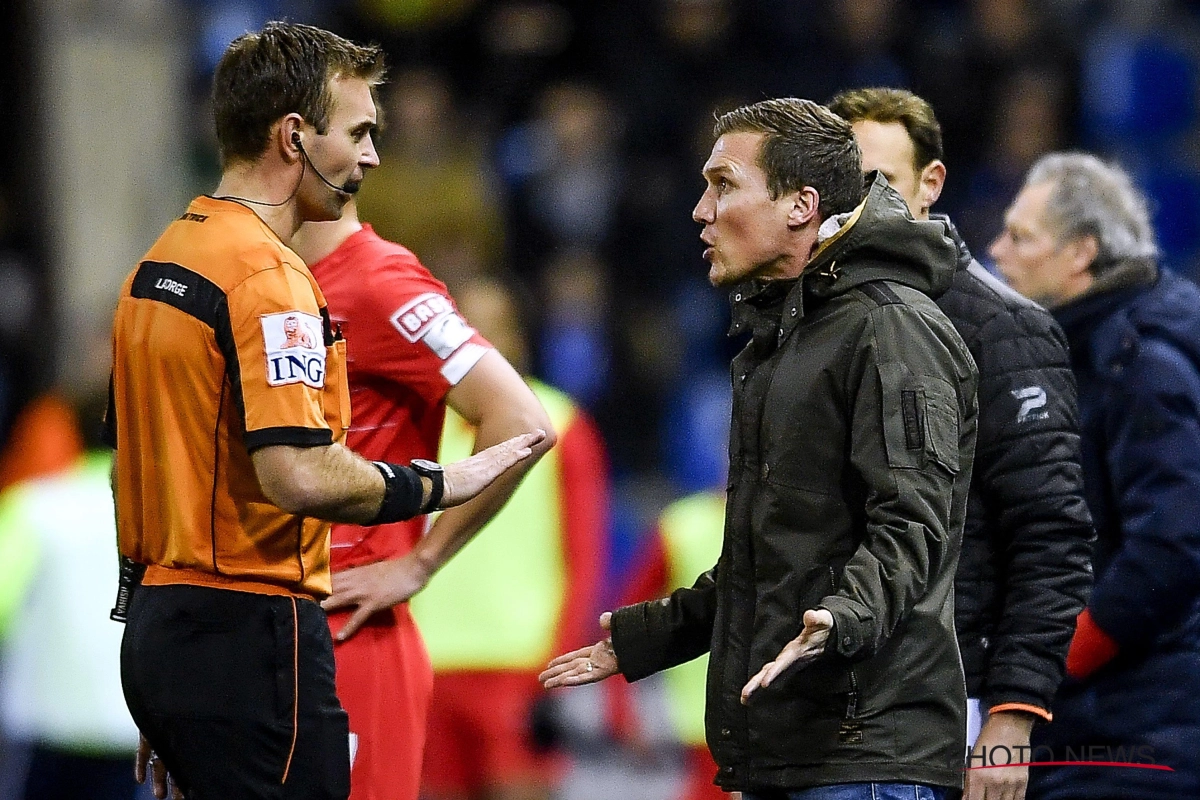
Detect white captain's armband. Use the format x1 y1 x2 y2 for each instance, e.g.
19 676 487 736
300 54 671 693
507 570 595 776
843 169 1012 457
390 292 476 359
261 310 326 388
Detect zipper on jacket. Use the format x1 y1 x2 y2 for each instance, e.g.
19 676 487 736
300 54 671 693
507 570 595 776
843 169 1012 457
845 667 859 719
839 668 863 744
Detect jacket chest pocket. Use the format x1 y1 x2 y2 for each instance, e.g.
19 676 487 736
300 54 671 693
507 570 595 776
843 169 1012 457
879 365 961 474
323 338 350 442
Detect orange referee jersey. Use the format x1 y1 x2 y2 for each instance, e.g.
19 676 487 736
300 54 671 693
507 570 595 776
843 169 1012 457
106 196 350 599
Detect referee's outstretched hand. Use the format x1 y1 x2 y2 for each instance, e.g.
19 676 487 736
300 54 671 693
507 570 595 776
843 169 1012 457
441 428 547 508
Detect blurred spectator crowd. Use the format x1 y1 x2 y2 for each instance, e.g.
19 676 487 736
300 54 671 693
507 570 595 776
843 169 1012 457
170 0 1200 573
0 0 1192 659
0 0 1197 565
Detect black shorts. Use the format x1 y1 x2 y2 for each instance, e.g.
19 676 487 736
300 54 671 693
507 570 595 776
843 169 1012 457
120 584 350 800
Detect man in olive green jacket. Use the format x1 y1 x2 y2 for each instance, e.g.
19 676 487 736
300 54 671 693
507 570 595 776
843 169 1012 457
542 98 977 800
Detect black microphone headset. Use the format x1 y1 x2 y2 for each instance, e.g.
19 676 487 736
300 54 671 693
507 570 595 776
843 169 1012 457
292 132 354 196
214 131 355 208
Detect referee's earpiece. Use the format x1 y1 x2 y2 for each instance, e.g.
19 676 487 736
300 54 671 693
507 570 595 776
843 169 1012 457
289 130 352 196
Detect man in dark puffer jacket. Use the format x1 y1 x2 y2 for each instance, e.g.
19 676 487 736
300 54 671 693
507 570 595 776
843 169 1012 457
830 89 1094 800
543 98 978 800
992 152 1200 799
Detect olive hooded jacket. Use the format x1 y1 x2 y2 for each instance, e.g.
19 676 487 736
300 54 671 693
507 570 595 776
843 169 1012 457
611 175 978 792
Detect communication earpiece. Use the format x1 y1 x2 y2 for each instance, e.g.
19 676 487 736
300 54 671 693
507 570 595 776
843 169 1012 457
290 130 354 196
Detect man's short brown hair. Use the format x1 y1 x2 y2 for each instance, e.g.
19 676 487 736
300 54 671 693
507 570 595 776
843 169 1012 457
714 98 863 220
827 88 943 173
212 22 386 167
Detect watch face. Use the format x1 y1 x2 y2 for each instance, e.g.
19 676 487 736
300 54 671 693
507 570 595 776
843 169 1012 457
410 458 444 474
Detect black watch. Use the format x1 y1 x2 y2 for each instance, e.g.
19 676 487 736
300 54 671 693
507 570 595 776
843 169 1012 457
409 458 444 514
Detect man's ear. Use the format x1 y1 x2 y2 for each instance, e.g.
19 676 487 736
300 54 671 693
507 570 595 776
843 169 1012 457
788 186 821 228
918 159 946 215
279 113 305 162
1068 234 1100 276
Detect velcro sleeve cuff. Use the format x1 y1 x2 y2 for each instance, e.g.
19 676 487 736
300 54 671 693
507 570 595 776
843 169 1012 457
819 595 871 659
611 602 669 683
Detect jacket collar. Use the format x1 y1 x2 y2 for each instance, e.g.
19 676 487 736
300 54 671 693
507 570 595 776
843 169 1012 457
728 277 797 353
1053 260 1158 367
729 173 959 343
1053 259 1158 332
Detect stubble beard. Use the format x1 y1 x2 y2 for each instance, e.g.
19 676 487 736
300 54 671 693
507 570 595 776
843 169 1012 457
708 255 737 288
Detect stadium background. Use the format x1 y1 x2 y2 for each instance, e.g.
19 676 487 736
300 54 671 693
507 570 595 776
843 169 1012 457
9 0 1200 587
4 0 1199 590
0 4 1197 791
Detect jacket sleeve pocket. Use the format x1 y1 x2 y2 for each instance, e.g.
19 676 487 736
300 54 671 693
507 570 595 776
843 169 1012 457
880 364 960 474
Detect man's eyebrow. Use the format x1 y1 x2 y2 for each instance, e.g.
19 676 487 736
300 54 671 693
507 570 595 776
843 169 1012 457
702 163 732 180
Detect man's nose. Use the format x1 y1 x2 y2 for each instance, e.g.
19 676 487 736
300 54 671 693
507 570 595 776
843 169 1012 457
693 191 713 224
988 234 1006 262
362 138 380 169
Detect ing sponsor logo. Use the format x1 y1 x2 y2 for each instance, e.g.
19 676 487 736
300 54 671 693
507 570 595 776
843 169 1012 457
261 311 326 388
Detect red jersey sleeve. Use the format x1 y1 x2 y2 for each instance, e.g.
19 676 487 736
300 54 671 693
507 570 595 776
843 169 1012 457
343 252 492 407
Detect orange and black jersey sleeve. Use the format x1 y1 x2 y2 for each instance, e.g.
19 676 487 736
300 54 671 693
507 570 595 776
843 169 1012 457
226 263 341 450
108 196 345 598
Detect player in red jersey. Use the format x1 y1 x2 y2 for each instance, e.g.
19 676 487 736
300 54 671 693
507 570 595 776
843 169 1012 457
413 277 610 800
292 199 555 800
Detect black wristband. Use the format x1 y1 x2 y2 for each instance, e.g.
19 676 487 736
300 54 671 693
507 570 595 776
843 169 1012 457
409 459 444 514
368 461 425 524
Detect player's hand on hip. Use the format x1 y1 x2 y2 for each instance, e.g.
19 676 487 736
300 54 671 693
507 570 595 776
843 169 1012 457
741 608 833 704
320 553 433 641
440 429 546 507
540 612 619 688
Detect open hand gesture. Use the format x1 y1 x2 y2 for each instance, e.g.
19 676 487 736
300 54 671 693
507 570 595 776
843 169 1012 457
539 612 620 688
741 608 833 704
441 429 546 507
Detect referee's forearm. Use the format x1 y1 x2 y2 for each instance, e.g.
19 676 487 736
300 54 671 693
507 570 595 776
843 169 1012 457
252 442 387 523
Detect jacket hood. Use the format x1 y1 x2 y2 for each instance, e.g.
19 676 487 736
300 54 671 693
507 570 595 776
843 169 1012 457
803 172 959 300
930 213 975 272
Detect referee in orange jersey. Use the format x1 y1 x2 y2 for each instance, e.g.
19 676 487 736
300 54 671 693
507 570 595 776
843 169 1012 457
105 22 542 800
